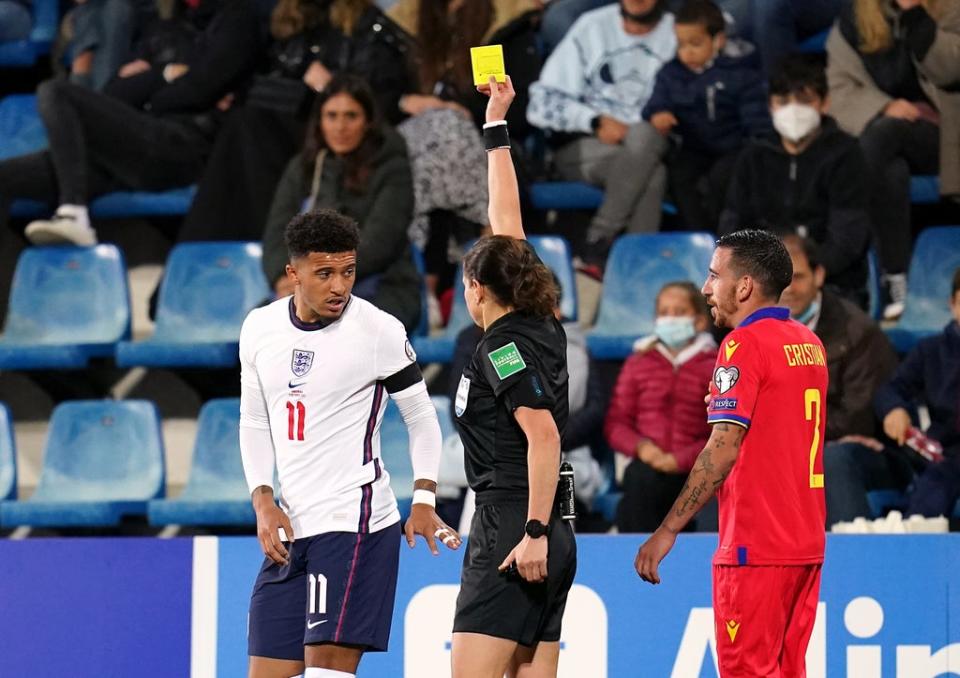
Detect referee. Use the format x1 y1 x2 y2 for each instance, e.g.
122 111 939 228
449 76 577 678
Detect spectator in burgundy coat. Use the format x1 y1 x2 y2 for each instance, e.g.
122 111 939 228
605 280 716 532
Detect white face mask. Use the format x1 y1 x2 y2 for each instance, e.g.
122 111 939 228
772 103 821 143
655 315 697 349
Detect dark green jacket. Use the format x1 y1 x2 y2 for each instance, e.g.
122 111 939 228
262 127 421 331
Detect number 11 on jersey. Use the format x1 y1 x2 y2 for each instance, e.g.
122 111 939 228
804 389 824 489
287 400 306 441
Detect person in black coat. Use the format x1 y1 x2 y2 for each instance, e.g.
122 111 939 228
643 0 770 230
176 0 414 244
719 54 871 307
0 0 261 246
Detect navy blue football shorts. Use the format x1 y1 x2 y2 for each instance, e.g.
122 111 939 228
247 522 401 660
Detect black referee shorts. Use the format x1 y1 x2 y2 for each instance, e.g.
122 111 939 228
453 493 577 646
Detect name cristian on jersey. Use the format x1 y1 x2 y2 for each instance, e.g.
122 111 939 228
783 343 826 368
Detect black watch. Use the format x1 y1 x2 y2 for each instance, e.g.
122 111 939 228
525 519 550 539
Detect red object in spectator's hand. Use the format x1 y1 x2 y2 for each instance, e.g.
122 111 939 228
905 427 944 463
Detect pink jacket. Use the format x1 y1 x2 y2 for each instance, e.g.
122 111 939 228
604 334 717 472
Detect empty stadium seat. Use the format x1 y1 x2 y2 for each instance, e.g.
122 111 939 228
116 242 270 368
380 396 457 520
0 400 165 528
148 398 255 526
0 245 131 369
528 181 678 215
587 232 716 359
885 226 960 353
412 235 578 364
0 95 46 161
0 403 15 501
0 0 58 67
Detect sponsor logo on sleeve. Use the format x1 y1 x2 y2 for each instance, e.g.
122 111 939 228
724 339 741 361
488 342 526 380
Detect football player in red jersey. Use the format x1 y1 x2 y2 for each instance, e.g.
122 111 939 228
636 229 828 677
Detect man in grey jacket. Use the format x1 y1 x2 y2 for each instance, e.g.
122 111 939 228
527 0 675 268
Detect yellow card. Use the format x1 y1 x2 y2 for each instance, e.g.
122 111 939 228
470 44 506 86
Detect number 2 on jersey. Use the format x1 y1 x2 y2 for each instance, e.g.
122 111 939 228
287 401 306 441
804 388 824 489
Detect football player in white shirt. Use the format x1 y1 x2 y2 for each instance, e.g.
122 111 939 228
239 209 461 678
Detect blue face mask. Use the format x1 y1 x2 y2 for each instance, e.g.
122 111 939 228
794 300 820 325
655 316 697 349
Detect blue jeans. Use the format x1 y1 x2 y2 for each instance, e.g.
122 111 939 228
0 1 32 42
70 0 138 90
823 441 914 526
908 455 960 518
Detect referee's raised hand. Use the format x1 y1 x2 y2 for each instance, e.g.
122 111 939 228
404 503 462 555
477 75 515 124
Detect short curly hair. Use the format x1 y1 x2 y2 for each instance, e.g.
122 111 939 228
285 208 360 260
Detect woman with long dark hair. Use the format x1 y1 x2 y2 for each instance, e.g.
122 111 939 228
260 74 421 331
448 76 576 678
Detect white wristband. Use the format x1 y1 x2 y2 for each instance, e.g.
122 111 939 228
412 489 436 507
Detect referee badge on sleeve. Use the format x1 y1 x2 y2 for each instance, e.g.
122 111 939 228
455 376 471 417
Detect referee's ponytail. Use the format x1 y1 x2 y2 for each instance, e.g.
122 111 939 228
463 236 558 318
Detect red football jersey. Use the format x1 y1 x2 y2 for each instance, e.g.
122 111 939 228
707 307 828 566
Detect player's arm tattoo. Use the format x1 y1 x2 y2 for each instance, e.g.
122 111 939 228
661 423 745 534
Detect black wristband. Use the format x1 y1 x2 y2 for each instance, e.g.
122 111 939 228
483 121 510 151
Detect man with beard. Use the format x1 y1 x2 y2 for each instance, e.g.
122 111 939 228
635 230 828 677
527 0 674 271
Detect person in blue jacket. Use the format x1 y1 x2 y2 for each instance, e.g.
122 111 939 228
642 0 769 230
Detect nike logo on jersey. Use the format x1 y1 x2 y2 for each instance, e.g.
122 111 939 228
307 619 328 629
289 379 307 389
724 339 741 360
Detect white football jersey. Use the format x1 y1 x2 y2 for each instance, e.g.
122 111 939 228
239 295 417 539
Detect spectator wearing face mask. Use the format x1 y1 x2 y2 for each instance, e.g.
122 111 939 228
719 53 871 307
643 0 770 230
605 281 716 532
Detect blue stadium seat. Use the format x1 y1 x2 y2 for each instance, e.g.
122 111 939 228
10 186 197 220
0 403 15 501
528 181 677 215
593 490 621 523
148 399 255 526
867 248 882 321
0 95 46 161
587 232 716 359
910 175 940 205
116 242 270 368
0 400 165 528
380 396 457 520
885 226 960 353
0 245 131 369
0 0 58 67
798 29 829 53
412 235 579 364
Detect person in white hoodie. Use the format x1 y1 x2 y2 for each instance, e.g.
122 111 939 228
527 0 676 268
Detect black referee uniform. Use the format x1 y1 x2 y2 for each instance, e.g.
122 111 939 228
452 309 577 646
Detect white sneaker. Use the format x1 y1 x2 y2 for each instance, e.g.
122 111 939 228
883 273 907 320
25 205 97 246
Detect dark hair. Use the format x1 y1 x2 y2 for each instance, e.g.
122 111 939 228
462 236 559 318
952 267 960 298
675 0 725 36
716 229 794 300
416 0 493 95
285 208 361 260
303 74 383 193
656 280 710 318
780 232 822 271
769 53 828 100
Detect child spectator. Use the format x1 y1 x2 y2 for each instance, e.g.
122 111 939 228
605 281 716 532
719 53 871 307
643 0 770 230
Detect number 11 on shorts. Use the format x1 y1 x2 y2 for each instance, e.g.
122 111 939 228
804 389 824 489
308 573 327 615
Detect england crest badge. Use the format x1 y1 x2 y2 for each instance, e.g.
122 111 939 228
291 349 315 377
